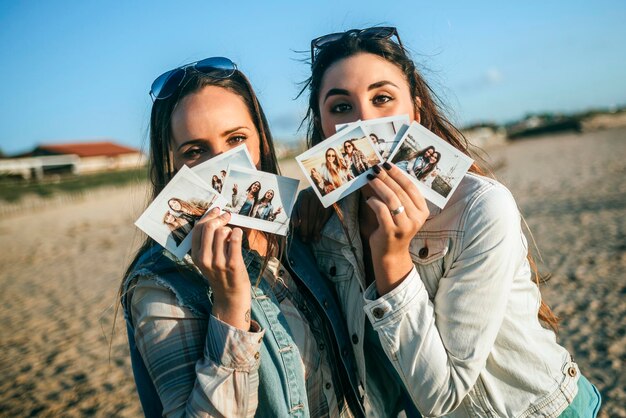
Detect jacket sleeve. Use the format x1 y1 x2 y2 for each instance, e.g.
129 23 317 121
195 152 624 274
130 277 265 418
362 184 525 416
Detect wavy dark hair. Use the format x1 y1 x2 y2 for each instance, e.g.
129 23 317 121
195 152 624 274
299 30 559 331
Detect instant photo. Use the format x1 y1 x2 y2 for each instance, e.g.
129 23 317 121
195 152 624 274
191 144 256 194
296 123 383 207
336 114 410 160
135 166 227 259
389 121 473 208
221 166 299 236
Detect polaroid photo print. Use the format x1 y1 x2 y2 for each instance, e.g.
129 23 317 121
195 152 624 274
135 166 227 259
191 144 256 194
336 114 410 160
389 121 474 208
221 166 300 236
296 123 383 208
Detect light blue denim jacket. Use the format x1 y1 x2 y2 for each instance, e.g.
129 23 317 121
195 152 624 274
309 173 584 417
122 236 364 417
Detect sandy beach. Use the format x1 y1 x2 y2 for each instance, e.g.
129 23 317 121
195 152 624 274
0 128 624 417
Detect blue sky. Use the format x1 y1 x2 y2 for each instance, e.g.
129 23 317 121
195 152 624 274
1 1 625 155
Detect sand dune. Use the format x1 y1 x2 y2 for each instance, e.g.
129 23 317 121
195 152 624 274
0 128 624 417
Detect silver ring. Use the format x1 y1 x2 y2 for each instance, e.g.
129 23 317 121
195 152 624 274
389 205 405 216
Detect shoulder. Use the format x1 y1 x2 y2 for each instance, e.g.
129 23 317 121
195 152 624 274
450 173 521 239
123 246 210 319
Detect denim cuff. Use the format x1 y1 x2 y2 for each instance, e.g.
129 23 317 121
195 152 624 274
363 266 425 327
207 315 265 371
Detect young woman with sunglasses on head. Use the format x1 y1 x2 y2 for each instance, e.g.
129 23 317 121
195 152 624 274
121 57 363 417
295 27 600 417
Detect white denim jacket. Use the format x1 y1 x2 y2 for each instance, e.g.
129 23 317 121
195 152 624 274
310 173 580 417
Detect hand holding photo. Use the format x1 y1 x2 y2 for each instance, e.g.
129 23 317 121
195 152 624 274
222 166 299 236
134 166 227 259
191 144 256 194
389 121 474 208
336 114 410 160
296 123 383 207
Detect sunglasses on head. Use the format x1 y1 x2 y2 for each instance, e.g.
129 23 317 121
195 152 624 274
149 56 237 101
310 26 403 64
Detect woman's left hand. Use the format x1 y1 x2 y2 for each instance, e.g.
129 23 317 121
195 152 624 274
366 162 429 295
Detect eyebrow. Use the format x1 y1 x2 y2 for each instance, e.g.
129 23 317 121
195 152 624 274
323 88 349 103
368 80 399 90
323 80 400 103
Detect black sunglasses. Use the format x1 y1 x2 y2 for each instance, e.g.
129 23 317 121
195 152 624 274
149 56 237 101
310 27 403 64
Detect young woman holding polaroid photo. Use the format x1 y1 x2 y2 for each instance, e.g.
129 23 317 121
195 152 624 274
295 27 600 417
121 58 363 417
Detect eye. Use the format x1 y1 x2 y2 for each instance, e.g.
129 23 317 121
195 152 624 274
182 146 206 159
329 102 352 114
226 135 247 145
372 94 393 105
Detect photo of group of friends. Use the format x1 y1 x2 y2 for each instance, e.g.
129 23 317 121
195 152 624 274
223 166 299 236
135 145 300 259
134 166 226 259
336 114 409 160
297 116 473 209
296 123 383 207
389 121 474 208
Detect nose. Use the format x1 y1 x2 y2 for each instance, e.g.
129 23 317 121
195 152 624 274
354 101 379 121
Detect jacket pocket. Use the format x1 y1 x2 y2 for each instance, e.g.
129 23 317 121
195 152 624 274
315 251 352 283
409 235 451 297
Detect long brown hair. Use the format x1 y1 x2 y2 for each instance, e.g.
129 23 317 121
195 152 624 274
324 147 349 187
300 30 559 331
168 197 207 217
120 67 283 299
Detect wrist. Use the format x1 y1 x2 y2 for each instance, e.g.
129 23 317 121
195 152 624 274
373 252 414 296
212 294 252 331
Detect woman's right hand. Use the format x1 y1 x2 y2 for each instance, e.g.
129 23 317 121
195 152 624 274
232 183 238 195
191 207 251 331
292 188 334 243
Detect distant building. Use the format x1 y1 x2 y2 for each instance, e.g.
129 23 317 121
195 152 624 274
29 141 146 174
0 141 146 180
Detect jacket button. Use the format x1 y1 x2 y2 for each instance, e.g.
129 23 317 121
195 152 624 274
319 343 325 350
372 307 386 319
568 366 577 377
278 269 285 277
254 352 260 360
329 266 337 276
325 382 332 390
418 247 429 258
323 300 329 308
351 334 359 344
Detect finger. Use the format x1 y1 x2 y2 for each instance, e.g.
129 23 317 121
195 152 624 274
366 175 407 224
365 196 395 229
196 211 231 267
383 162 428 213
212 226 232 271
192 207 219 260
226 228 245 272
368 167 419 220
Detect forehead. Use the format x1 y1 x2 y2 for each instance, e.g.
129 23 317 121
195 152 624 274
319 52 409 94
171 86 254 144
